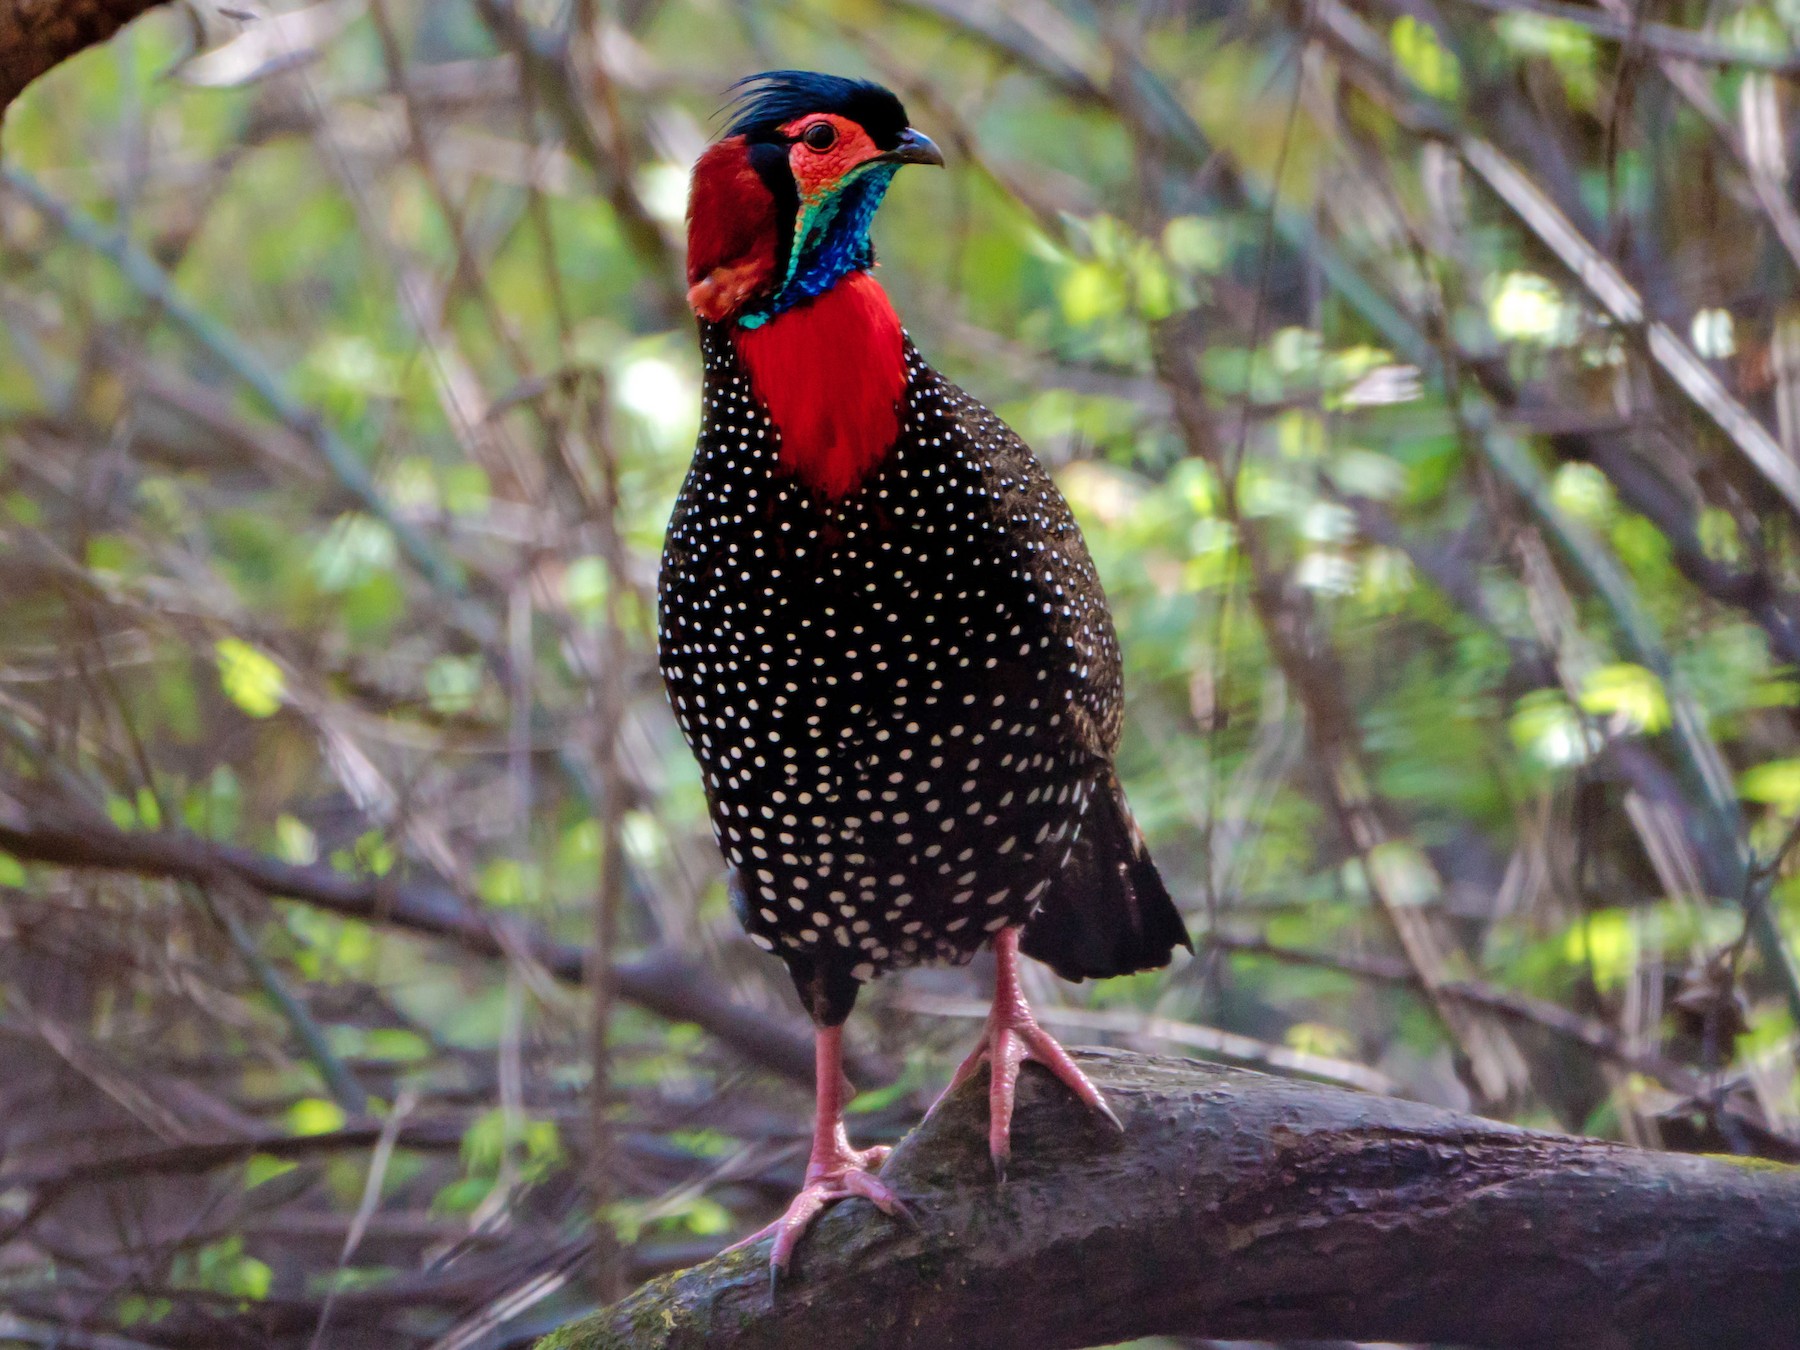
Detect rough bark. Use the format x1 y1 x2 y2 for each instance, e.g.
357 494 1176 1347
544 1049 1800 1350
0 0 166 116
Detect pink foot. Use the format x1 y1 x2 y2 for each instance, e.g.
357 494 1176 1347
725 1138 909 1283
926 928 1122 1179
726 1025 913 1290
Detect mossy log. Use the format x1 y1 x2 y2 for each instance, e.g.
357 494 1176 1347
543 1048 1800 1350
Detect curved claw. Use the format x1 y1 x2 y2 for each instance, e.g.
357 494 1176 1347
727 1145 912 1293
927 927 1123 1180
734 1025 916 1294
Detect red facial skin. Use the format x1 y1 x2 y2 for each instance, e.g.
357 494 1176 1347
778 112 883 203
685 115 908 501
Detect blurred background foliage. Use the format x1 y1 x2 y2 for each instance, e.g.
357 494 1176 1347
2 0 1800 1345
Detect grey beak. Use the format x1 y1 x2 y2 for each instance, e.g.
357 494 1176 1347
882 128 945 167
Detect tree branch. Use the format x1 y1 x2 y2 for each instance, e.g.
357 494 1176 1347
546 1049 1800 1350
0 791 862 1087
0 0 165 117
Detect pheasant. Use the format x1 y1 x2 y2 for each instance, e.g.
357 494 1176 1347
658 70 1190 1280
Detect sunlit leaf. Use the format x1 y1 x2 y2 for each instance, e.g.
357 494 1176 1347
1391 15 1462 99
1741 758 1800 811
214 639 285 718
1489 271 1575 345
245 1154 298 1188
1511 690 1599 769
287 1098 347 1137
1578 664 1670 735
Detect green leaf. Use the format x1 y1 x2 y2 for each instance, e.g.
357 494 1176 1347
245 1153 298 1188
476 857 540 909
1565 910 1637 992
215 638 285 718
1510 690 1598 769
1391 15 1462 99
275 814 318 865
424 654 484 714
1162 215 1225 273
116 1295 173 1327
287 1098 347 1137
563 556 610 618
1578 663 1670 735
310 513 397 592
1490 271 1575 346
363 1028 430 1063
1741 758 1800 811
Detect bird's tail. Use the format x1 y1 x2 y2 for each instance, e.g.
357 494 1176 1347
1020 774 1191 981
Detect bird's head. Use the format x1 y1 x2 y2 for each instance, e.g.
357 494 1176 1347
685 71 942 326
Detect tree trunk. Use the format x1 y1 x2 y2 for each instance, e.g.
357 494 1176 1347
543 1048 1800 1350
0 0 166 115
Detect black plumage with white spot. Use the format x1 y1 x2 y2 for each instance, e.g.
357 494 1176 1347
659 323 1190 1025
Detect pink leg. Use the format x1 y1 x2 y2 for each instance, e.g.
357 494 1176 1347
926 927 1122 1179
724 1024 911 1286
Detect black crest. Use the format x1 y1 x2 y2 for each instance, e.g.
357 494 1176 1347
723 70 909 149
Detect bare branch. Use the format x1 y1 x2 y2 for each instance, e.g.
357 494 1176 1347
0 792 863 1087
1439 0 1800 75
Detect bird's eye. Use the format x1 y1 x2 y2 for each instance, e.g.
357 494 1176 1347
801 122 838 152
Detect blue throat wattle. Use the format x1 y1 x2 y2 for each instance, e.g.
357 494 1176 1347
737 163 899 329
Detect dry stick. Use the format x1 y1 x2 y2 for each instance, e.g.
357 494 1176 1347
197 879 369 1115
1532 415 1800 670
1438 0 1800 75
925 0 1800 1060
0 165 474 608
305 1089 417 1350
911 0 1526 1102
1395 5 1800 670
1294 491 1800 1149
472 0 684 323
1578 0 1800 276
1209 932 1719 1092
896 991 1396 1094
1152 319 1529 1105
0 794 860 1087
365 0 542 382
424 2 653 1272
4 992 199 1145
584 381 632 1303
2 1109 739 1209
0 1313 167 1350
1311 0 1800 524
1032 0 1800 1034
10 108 806 1303
478 11 660 1284
1295 4 1800 1028
289 24 545 521
1317 33 1800 1049
346 2 695 1082
4 155 759 1092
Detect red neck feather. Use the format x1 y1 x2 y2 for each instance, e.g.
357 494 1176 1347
733 272 905 501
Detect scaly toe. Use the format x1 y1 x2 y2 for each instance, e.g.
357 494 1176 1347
741 1155 909 1292
839 1165 911 1220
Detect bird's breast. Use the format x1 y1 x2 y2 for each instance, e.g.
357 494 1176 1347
732 272 906 501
